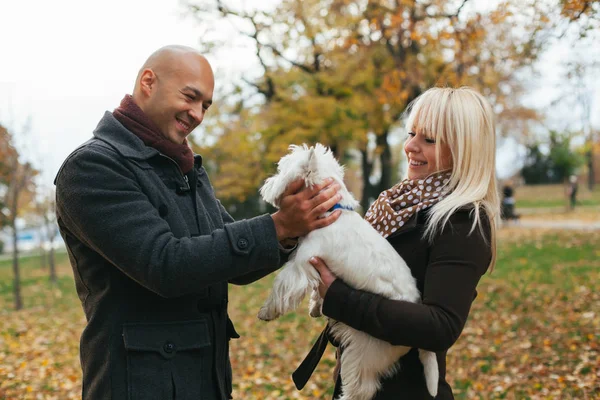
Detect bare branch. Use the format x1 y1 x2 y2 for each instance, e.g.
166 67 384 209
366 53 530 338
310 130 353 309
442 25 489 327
263 44 315 74
414 0 470 21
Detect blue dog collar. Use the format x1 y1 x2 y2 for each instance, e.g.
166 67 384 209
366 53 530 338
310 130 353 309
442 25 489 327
330 203 354 212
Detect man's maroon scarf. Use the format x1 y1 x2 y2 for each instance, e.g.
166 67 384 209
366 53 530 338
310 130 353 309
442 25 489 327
113 95 194 173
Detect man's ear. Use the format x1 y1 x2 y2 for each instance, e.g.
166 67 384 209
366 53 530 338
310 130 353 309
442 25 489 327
139 69 156 97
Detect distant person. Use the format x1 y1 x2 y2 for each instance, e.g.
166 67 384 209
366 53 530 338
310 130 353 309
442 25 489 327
568 175 578 210
54 45 341 400
501 181 519 221
301 87 500 399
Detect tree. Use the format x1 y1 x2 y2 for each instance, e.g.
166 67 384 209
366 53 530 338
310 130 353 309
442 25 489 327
539 19 599 189
0 123 38 310
186 0 552 213
548 131 584 182
0 124 11 226
564 59 598 189
559 0 600 37
521 130 583 184
521 143 552 184
34 186 58 283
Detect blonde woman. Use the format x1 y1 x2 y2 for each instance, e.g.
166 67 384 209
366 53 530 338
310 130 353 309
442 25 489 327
307 87 500 399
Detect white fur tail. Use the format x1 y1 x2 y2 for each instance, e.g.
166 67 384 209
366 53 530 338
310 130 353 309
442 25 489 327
418 349 439 398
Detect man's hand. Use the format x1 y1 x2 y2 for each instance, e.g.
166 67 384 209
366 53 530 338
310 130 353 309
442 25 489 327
271 178 342 241
310 257 337 298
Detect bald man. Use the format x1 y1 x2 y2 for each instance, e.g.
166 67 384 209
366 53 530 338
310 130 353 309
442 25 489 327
54 45 341 400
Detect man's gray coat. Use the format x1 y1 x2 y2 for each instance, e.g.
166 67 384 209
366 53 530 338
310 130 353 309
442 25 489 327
55 112 283 399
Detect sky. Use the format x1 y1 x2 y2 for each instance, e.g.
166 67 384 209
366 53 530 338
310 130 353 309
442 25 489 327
1 0 598 189
0 0 257 188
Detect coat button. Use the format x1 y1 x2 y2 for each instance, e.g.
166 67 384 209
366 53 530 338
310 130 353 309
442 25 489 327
237 238 248 249
163 342 176 353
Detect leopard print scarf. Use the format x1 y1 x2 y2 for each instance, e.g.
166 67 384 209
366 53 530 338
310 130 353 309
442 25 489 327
365 171 452 238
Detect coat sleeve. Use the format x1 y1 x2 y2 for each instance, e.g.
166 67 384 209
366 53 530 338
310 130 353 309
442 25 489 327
216 196 288 285
55 146 281 298
321 211 492 352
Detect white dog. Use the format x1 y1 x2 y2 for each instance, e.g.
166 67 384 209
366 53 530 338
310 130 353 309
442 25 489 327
258 144 438 400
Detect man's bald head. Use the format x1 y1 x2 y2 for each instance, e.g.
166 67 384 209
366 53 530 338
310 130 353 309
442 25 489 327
131 45 215 144
133 45 213 96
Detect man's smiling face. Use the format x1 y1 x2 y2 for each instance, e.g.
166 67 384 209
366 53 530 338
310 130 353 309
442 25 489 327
139 52 214 144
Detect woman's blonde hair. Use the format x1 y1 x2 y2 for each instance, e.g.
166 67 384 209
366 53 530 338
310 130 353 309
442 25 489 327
404 86 500 270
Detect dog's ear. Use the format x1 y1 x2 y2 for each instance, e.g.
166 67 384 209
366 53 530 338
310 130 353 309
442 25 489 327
306 147 318 182
259 174 285 208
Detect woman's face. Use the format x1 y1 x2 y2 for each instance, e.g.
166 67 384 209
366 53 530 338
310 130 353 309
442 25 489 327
404 129 453 180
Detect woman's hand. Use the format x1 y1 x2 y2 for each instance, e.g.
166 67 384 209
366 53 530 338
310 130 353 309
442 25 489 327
309 257 337 298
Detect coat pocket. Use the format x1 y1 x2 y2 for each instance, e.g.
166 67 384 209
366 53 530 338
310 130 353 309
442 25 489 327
123 320 212 400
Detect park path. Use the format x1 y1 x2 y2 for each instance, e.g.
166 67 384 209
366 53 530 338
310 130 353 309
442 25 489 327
504 219 600 231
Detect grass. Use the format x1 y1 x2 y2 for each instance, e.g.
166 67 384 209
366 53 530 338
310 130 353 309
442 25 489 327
0 251 73 310
513 183 600 209
493 230 599 285
447 228 600 399
0 227 598 399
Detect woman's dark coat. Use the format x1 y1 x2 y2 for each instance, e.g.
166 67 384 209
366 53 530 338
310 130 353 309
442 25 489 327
54 112 284 400
322 208 492 399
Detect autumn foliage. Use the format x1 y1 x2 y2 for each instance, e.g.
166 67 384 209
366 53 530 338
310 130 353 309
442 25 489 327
1 227 599 398
187 0 552 212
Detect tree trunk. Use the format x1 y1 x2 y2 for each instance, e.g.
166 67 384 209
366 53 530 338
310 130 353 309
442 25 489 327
11 218 22 310
376 130 392 195
360 130 393 213
45 219 57 283
586 148 595 191
360 149 375 213
40 246 47 270
48 244 57 283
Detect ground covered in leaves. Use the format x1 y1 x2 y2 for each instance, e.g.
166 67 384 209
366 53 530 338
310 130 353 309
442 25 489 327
0 228 598 399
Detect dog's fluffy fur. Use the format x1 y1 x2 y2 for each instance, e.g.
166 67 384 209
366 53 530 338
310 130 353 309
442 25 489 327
258 144 439 400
